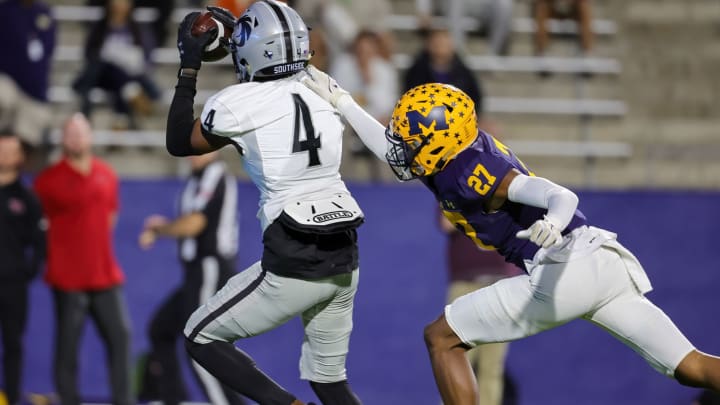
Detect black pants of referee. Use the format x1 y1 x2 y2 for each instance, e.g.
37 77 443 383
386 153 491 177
0 282 29 405
147 257 246 405
53 286 132 405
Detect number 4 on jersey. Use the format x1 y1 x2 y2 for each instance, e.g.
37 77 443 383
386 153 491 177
203 109 216 132
291 94 321 167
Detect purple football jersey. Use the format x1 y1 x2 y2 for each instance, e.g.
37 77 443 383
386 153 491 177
421 131 587 270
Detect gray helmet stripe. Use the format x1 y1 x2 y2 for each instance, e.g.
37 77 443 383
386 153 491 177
264 0 293 64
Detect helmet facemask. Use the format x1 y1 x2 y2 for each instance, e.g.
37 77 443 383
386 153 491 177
385 124 443 181
228 40 252 82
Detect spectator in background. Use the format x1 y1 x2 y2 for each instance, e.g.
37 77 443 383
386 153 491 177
0 0 56 148
295 0 394 61
87 0 174 47
137 152 245 405
331 30 399 181
533 0 594 57
34 113 132 405
307 27 330 72
334 0 395 59
72 0 160 130
0 135 45 405
439 214 519 405
332 30 398 126
415 0 513 56
404 28 484 117
134 0 175 47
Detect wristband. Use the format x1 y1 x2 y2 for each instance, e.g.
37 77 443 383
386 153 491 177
178 68 199 79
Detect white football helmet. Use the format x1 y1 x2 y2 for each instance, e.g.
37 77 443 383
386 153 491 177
229 0 311 82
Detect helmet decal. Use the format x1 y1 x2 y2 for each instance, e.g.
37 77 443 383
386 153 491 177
236 14 256 47
406 105 450 136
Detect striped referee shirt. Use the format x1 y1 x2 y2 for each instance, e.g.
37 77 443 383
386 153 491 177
179 160 239 264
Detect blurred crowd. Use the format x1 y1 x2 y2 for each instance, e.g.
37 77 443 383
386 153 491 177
0 0 599 178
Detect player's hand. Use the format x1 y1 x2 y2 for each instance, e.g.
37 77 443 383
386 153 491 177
206 6 236 30
177 12 218 70
301 65 350 108
516 217 564 249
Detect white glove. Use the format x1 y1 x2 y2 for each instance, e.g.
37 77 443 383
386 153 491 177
301 65 350 108
516 216 564 249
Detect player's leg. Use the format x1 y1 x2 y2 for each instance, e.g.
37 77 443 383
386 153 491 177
52 290 89 405
184 261 337 405
444 280 483 403
184 339 298 405
580 243 720 391
471 278 508 405
147 288 188 405
447 279 508 405
184 262 296 405
674 351 720 391
88 287 133 405
185 257 247 405
426 256 604 404
300 270 361 405
586 290 720 391
424 315 479 405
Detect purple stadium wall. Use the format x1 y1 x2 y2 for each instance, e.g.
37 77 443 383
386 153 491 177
12 180 720 405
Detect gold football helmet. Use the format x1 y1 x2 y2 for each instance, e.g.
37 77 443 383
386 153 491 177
385 83 478 180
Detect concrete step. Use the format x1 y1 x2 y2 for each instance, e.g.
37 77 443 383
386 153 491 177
483 76 621 99
624 0 720 24
491 118 625 142
392 29 618 58
389 0 616 19
51 67 622 103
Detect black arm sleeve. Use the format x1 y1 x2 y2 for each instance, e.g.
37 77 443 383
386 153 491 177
166 76 200 156
201 125 235 151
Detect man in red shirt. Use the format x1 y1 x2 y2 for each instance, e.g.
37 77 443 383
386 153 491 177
34 113 132 405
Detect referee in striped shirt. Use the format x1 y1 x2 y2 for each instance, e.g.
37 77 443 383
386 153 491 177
139 151 245 405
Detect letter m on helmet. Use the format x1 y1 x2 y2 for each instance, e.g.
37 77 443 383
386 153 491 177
406 106 449 136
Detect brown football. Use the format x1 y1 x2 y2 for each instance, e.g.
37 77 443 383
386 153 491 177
191 12 233 62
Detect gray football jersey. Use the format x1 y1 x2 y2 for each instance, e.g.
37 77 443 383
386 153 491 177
200 72 351 230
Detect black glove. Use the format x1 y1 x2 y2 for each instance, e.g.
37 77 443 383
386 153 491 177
177 12 218 70
206 6 237 31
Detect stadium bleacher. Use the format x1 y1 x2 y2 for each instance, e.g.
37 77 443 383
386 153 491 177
43 0 720 188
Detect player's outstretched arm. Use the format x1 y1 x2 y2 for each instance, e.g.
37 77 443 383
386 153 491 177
504 170 579 248
166 12 221 156
302 65 388 162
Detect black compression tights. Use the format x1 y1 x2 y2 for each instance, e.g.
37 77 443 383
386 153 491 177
310 380 362 405
185 338 296 405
